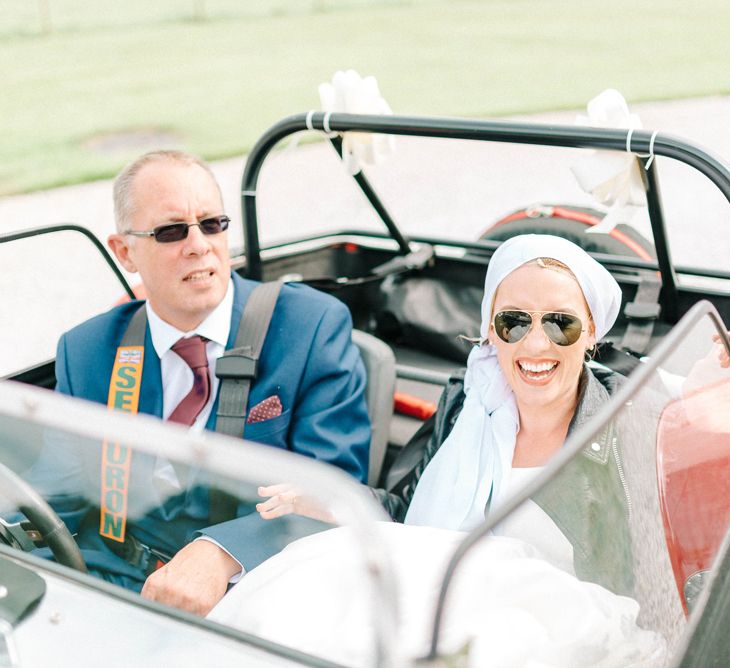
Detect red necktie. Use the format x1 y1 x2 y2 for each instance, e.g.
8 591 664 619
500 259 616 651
169 335 211 426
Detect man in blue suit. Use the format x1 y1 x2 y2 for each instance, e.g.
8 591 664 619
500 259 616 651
52 150 370 615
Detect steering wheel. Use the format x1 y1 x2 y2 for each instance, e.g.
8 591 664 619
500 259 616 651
0 461 86 572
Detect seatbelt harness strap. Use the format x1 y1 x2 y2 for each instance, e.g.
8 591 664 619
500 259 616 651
210 280 283 524
100 306 146 542
619 274 662 356
214 280 283 437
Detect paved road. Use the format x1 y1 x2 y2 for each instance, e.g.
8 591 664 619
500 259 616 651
2 96 730 374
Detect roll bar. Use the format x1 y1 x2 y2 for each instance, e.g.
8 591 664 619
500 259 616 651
241 112 730 322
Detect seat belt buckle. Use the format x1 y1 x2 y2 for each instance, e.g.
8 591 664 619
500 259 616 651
145 547 172 576
132 540 171 576
624 301 661 320
216 351 257 380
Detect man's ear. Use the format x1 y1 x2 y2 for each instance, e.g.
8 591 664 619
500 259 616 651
108 234 137 273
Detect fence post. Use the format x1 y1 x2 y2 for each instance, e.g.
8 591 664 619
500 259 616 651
38 0 52 34
192 0 208 21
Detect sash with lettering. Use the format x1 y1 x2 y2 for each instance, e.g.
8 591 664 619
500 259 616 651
100 344 143 541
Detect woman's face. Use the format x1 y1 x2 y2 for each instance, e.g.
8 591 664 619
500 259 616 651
489 263 596 411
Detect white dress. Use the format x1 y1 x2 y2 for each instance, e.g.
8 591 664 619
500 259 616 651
208 523 666 668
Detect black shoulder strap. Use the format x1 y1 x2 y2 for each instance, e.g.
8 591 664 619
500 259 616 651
214 280 283 438
121 303 148 346
210 280 283 525
619 273 661 356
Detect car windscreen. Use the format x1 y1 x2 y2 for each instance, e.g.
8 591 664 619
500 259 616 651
425 302 730 666
0 382 396 666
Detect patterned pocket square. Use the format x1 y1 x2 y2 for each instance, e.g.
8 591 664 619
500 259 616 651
247 395 283 424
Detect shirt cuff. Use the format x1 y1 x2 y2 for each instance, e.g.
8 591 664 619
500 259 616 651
194 535 245 583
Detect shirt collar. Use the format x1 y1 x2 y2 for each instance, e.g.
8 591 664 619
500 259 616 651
146 279 234 357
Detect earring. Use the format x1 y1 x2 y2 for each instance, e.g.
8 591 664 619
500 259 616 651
585 345 596 362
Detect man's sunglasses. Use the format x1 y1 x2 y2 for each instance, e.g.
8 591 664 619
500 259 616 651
493 310 585 347
125 215 230 243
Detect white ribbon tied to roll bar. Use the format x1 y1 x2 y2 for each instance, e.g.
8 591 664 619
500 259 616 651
570 89 647 234
318 69 394 175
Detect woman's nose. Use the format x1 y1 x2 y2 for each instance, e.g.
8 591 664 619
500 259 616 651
522 319 552 351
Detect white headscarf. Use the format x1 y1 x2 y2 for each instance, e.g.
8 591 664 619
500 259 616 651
404 235 622 531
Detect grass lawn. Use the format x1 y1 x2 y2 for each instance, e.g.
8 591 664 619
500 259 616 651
2 0 729 195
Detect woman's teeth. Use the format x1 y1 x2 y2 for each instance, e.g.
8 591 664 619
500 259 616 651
518 361 558 377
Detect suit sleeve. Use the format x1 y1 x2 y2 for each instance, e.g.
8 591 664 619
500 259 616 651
197 512 332 572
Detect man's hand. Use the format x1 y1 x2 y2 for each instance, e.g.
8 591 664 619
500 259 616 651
140 540 241 616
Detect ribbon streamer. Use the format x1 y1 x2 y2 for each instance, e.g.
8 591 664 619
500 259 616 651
318 69 394 175
571 89 647 234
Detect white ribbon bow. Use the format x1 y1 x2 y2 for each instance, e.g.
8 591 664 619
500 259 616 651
318 69 394 174
570 89 647 234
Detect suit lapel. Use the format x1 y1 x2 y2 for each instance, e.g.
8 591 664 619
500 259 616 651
140 316 164 419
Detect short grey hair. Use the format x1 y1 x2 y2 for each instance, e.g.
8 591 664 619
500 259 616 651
112 150 223 233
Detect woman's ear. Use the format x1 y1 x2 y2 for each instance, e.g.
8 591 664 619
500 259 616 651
586 318 597 350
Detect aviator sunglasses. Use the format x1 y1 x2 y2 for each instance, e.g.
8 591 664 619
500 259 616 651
493 310 585 347
125 214 230 243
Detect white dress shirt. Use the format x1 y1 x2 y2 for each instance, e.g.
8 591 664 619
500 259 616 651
145 280 243 578
146 279 234 429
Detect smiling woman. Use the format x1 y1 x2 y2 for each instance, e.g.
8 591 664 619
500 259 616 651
369 234 634 592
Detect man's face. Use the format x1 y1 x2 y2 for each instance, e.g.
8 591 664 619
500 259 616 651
108 161 230 331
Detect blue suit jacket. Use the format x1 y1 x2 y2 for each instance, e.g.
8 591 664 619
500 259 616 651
44 273 370 587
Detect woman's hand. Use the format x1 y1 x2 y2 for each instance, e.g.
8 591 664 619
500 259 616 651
712 333 730 368
682 332 730 396
256 484 336 524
